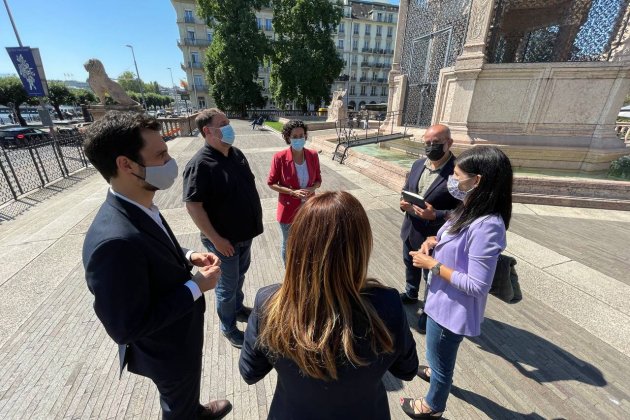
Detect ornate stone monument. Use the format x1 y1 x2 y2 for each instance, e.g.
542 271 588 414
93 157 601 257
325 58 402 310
83 58 143 120
327 89 348 123
386 0 630 172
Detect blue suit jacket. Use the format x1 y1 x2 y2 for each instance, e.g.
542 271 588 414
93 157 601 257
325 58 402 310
82 192 205 380
239 284 419 420
400 155 460 249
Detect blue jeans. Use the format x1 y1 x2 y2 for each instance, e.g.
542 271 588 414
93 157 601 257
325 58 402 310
201 237 252 334
279 222 291 264
425 316 464 412
403 238 428 300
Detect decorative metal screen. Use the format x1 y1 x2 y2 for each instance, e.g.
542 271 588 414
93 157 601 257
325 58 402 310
487 0 630 63
401 0 472 127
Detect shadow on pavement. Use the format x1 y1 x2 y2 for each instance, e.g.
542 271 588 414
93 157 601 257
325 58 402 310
0 167 97 223
470 318 606 386
450 385 547 419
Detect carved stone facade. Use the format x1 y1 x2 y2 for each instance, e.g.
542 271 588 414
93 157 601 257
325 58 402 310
388 0 630 172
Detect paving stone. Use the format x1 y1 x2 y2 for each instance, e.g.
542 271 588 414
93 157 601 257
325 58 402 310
0 120 629 419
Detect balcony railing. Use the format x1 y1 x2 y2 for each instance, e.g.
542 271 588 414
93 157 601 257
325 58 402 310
360 62 371 67
192 84 209 91
182 61 203 70
178 38 211 47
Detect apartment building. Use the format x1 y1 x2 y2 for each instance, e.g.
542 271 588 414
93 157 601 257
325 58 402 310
333 0 398 110
171 0 397 111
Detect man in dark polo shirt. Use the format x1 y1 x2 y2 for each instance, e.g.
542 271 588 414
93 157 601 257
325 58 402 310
183 108 263 348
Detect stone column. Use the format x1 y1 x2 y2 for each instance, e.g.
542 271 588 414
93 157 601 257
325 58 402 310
454 0 497 70
385 0 410 127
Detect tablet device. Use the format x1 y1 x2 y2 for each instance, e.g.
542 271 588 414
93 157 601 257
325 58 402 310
402 190 426 209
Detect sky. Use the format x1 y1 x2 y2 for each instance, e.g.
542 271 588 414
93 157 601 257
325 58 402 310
1 0 399 88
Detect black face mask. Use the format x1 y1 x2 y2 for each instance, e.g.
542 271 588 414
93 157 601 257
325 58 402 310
425 143 446 161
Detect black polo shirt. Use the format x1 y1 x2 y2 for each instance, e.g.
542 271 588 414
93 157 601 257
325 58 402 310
182 144 263 243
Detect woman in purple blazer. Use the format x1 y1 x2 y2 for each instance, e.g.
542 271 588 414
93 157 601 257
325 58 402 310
399 146 513 419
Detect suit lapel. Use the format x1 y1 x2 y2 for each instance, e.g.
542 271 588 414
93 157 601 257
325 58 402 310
106 192 186 266
424 154 455 198
160 214 191 268
409 161 426 194
284 148 299 189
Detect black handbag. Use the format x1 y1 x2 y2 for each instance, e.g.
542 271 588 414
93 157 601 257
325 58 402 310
489 254 522 304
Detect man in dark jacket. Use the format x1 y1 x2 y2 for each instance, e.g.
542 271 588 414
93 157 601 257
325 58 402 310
82 111 232 419
400 124 460 330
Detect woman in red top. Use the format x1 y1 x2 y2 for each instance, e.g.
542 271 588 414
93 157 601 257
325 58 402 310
267 120 322 263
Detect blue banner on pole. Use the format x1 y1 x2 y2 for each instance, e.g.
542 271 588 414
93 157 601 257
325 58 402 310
6 47 47 97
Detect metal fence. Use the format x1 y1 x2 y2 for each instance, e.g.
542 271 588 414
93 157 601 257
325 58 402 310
0 131 90 207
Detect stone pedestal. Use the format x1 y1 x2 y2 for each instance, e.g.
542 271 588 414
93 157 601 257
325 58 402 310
434 62 630 172
87 104 144 121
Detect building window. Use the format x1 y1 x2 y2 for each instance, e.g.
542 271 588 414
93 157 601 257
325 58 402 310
338 39 344 49
184 10 194 23
265 19 272 31
388 13 394 23
191 52 199 63
381 86 387 96
257 18 262 29
375 40 381 50
194 75 204 88
352 39 358 50
339 22 345 33
360 85 366 95
377 12 382 22
386 40 392 52
387 26 393 37
352 54 358 64
372 72 378 80
371 86 377 96
187 30 195 41
363 39 369 49
354 23 360 34
376 26 382 36
207 32 213 42
198 97 206 108
350 85 356 95
365 24 371 35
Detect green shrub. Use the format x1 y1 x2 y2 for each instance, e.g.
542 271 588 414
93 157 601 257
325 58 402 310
608 155 630 179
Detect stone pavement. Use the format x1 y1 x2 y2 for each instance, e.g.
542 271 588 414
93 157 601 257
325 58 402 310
1 120 630 419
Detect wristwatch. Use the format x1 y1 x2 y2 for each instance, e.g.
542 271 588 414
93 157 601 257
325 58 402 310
430 262 442 276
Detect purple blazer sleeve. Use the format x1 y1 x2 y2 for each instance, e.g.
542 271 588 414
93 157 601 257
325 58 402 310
449 217 506 297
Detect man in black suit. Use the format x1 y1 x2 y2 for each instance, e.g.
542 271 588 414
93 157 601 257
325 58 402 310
82 112 232 419
400 124 460 330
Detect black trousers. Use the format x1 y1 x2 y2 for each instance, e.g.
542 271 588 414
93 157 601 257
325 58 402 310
403 238 429 300
152 367 202 420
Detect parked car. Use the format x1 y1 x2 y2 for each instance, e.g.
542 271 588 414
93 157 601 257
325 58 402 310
0 127 51 149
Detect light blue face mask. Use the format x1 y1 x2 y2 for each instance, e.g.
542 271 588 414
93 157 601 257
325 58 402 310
219 124 235 145
290 138 306 151
447 175 476 201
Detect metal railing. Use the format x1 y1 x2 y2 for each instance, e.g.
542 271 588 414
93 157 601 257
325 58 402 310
333 110 409 164
0 130 90 206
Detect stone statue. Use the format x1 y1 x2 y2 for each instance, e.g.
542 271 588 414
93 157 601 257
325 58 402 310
84 58 139 106
327 89 348 122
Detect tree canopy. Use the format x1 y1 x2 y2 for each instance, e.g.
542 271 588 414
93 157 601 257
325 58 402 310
0 76 38 126
197 0 269 115
46 82 75 120
269 0 344 111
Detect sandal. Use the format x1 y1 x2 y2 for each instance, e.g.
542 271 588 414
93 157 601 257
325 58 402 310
400 397 443 419
417 365 431 383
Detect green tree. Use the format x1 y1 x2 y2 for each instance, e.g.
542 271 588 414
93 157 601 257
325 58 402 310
73 89 97 104
46 82 75 120
197 0 269 115
270 0 344 112
0 76 33 126
117 71 143 93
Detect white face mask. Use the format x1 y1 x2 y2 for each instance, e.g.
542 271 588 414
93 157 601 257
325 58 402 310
135 158 178 190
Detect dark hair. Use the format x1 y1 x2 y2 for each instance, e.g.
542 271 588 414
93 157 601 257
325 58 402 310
449 145 513 233
281 120 308 145
83 111 161 182
195 108 223 132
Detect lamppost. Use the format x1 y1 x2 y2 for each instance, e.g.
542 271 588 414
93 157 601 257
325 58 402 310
167 67 177 111
125 44 147 109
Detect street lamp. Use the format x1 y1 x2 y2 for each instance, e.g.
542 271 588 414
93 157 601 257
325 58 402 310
125 44 147 109
167 67 177 111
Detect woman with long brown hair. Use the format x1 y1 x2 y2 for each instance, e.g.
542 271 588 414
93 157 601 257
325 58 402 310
239 191 418 419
